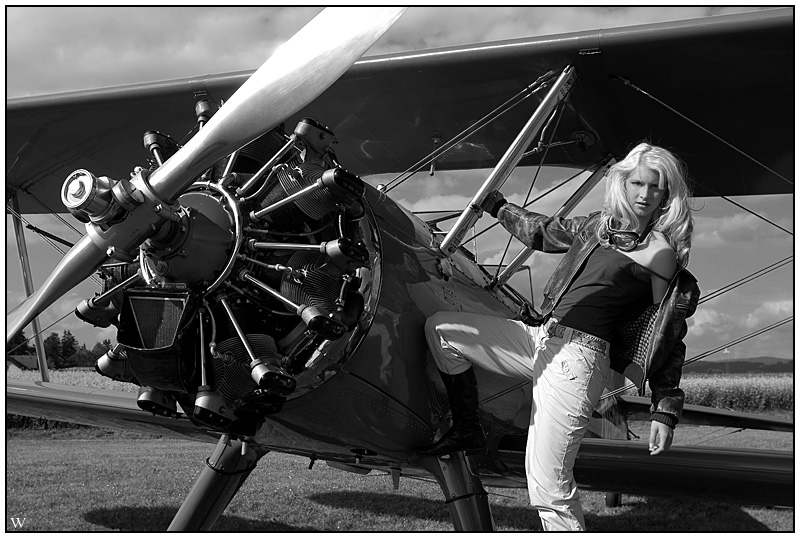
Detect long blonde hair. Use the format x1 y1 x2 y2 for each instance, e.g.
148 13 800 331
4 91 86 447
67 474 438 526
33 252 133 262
598 143 694 266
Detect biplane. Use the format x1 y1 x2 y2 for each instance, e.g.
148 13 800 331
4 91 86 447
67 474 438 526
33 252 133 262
6 7 793 531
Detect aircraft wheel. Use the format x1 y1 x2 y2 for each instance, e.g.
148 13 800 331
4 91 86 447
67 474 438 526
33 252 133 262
605 492 622 507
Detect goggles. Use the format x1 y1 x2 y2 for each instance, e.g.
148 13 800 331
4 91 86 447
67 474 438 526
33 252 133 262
608 221 655 252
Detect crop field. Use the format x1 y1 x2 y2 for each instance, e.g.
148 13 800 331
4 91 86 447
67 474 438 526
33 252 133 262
7 367 140 392
680 373 793 412
6 368 793 531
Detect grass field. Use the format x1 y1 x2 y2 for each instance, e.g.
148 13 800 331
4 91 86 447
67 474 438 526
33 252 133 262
6 424 793 532
6 368 793 531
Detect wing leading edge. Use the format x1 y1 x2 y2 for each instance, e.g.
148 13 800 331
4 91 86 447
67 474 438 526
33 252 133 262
7 379 216 442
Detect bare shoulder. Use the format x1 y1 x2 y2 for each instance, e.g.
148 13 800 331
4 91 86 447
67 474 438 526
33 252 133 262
641 232 677 278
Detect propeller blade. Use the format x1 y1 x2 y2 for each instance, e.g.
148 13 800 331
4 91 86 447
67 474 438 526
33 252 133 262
149 6 407 203
7 234 108 341
6 7 405 343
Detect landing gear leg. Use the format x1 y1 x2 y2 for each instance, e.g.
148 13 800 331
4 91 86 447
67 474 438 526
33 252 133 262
419 452 494 531
168 435 269 531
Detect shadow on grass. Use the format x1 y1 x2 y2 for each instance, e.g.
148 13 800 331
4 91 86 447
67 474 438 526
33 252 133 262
586 497 774 532
83 506 320 532
308 491 544 530
80 493 778 532
308 491 775 532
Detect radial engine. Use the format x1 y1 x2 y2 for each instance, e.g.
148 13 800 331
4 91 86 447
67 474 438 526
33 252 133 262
67 104 380 437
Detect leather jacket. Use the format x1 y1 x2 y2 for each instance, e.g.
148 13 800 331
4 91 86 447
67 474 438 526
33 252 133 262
497 203 700 426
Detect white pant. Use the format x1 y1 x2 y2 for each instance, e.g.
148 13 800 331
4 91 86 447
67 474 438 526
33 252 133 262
425 311 610 531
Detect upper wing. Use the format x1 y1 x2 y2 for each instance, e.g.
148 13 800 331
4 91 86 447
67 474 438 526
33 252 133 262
7 8 792 215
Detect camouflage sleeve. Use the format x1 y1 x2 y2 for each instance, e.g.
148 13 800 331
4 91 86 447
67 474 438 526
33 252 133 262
496 203 592 253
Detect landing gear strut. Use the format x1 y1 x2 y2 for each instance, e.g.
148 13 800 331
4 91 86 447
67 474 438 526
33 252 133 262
168 435 269 531
418 452 495 531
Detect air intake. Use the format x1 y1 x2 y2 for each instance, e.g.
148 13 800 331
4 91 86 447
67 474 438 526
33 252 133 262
117 289 195 350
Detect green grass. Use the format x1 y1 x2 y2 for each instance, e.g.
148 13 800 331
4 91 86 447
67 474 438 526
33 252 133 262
6 429 793 532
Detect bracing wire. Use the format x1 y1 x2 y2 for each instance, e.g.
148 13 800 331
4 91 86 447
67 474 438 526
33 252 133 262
384 70 559 193
470 167 587 241
7 190 105 350
685 427 746 447
699 256 793 305
412 165 587 238
6 205 103 288
697 183 793 236
615 75 792 187
600 316 794 400
683 316 793 367
23 188 85 238
6 309 78 356
7 205 69 257
616 76 793 237
493 102 565 280
399 70 791 387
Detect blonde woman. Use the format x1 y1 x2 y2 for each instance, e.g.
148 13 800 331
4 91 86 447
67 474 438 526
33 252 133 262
417 143 700 531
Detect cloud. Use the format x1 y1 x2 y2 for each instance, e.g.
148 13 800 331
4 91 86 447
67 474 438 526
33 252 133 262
7 7 324 96
396 193 473 214
693 212 790 248
742 300 793 331
7 291 28 311
718 213 775 242
689 306 736 337
686 298 793 361
6 284 115 348
8 6 767 97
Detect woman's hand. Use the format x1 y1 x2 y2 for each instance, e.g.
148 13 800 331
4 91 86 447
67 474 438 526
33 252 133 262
483 191 507 218
648 420 674 455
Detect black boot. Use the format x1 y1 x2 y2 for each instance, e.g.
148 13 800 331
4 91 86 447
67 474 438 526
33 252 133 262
416 367 487 456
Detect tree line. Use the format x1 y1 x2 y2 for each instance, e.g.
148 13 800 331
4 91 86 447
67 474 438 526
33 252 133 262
7 330 112 369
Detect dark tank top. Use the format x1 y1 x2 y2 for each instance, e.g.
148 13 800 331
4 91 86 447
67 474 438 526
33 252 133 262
551 246 652 341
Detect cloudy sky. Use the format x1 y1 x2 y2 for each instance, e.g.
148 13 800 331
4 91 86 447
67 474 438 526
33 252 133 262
6 6 793 362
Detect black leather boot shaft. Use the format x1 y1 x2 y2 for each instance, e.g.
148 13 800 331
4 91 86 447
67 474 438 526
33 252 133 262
415 367 487 456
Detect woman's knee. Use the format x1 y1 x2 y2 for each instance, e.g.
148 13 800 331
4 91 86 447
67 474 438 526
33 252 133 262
425 311 455 332
424 311 457 348
424 312 474 374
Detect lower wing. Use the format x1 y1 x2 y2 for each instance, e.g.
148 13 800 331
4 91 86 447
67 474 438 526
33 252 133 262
8 378 792 507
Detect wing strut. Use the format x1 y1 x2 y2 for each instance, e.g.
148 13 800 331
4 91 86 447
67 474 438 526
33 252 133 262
9 192 50 381
438 65 577 257
489 157 615 290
